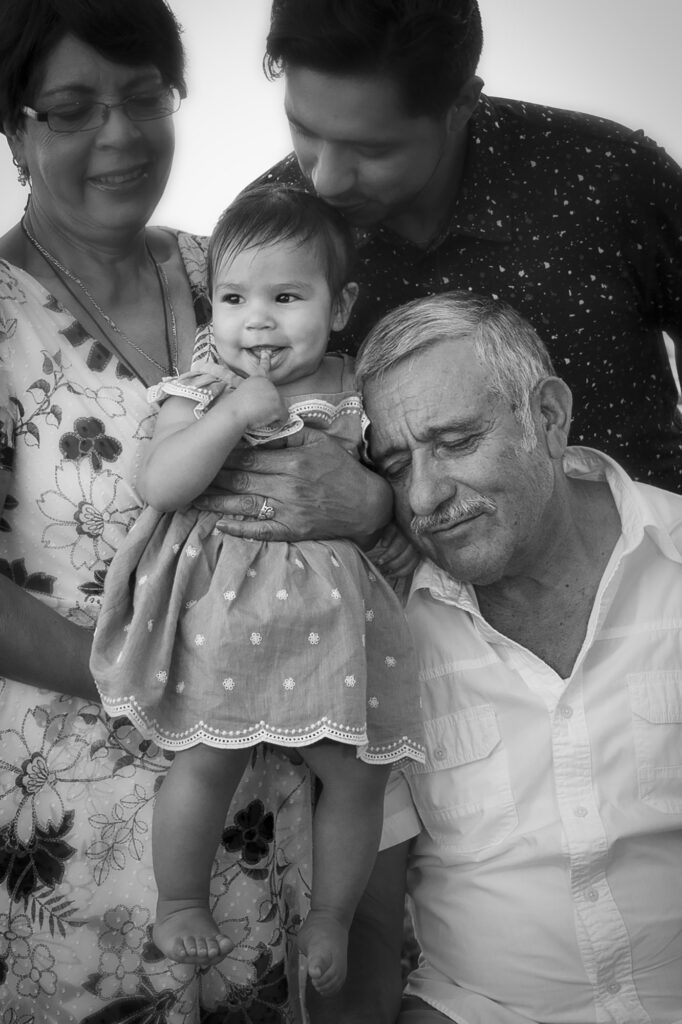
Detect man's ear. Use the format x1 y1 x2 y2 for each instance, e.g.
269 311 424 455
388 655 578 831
445 75 484 132
331 281 359 332
535 377 572 459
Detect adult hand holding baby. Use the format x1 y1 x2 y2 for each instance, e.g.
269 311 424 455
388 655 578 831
205 428 392 544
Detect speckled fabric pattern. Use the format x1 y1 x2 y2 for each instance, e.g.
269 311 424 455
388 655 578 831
255 94 682 493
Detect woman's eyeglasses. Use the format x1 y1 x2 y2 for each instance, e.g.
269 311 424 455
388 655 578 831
21 87 181 134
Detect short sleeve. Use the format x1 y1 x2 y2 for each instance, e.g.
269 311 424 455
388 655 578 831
147 366 305 446
146 369 233 418
379 768 422 850
191 322 218 368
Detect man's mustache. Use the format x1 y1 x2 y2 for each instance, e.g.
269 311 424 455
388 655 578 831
411 496 496 536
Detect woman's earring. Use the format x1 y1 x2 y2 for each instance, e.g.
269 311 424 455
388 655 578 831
12 156 30 187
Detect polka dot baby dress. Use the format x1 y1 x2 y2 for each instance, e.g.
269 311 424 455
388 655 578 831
91 357 425 766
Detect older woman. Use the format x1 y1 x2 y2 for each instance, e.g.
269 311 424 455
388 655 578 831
0 1 391 1020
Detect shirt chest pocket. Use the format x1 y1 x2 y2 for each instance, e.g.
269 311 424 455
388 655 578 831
627 671 682 814
406 704 518 853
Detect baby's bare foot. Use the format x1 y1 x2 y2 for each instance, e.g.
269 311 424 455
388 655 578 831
297 910 348 996
154 898 234 965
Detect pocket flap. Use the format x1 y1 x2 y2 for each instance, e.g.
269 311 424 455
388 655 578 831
420 704 500 772
628 671 682 724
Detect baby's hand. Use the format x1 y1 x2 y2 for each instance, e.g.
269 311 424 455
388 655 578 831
367 520 421 578
232 375 288 431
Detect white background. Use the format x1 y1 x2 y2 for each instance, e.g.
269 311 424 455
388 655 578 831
0 1 680 237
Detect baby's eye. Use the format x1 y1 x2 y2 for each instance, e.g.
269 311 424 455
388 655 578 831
220 293 242 304
275 293 299 303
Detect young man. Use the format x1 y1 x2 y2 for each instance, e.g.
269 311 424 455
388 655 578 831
252 0 682 493
331 290 681 1024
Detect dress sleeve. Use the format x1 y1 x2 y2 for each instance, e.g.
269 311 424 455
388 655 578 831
0 273 20 473
0 364 16 473
175 230 211 330
146 369 235 419
147 367 306 445
190 322 218 368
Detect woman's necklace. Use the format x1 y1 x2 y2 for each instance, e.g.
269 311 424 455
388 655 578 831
21 218 178 378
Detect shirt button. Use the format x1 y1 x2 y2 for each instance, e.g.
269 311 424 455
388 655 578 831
607 981 621 994
559 704 573 718
586 888 599 902
433 747 446 761
574 805 588 817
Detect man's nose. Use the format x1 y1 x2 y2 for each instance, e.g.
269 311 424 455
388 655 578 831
408 453 454 517
310 142 355 199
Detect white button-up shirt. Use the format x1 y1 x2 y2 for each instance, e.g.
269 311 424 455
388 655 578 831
382 448 682 1024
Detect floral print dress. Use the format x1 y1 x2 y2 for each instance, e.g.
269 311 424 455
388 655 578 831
0 234 312 1024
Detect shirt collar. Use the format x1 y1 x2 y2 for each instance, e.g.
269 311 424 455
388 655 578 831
409 445 682 609
563 446 682 563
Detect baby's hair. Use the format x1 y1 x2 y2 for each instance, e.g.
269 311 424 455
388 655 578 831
208 183 357 298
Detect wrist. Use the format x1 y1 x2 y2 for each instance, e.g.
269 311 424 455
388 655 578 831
216 390 251 433
354 475 393 546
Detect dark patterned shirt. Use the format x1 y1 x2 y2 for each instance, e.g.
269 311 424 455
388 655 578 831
253 94 682 492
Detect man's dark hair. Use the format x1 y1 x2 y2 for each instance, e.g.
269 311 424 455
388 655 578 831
0 0 186 135
208 183 357 298
265 0 483 117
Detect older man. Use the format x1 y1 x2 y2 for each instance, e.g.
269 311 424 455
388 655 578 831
313 292 682 1024
252 0 682 493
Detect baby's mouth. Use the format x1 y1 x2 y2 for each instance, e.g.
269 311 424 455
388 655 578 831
251 346 279 359
247 345 285 375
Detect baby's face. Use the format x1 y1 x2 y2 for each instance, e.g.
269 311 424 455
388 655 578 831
211 238 338 385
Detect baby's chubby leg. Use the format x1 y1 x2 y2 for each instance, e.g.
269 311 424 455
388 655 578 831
152 743 250 965
299 742 391 997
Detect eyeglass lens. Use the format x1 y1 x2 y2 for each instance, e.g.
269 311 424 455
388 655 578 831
47 89 179 132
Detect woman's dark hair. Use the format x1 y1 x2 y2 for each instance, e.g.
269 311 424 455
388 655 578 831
265 0 483 118
0 0 186 135
208 184 357 298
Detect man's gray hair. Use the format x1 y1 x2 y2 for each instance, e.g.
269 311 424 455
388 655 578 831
355 291 557 447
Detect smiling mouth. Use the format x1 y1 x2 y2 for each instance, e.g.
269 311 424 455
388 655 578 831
89 166 149 188
250 345 281 358
247 345 286 371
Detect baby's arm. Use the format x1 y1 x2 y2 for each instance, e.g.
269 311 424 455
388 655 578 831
138 376 287 511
